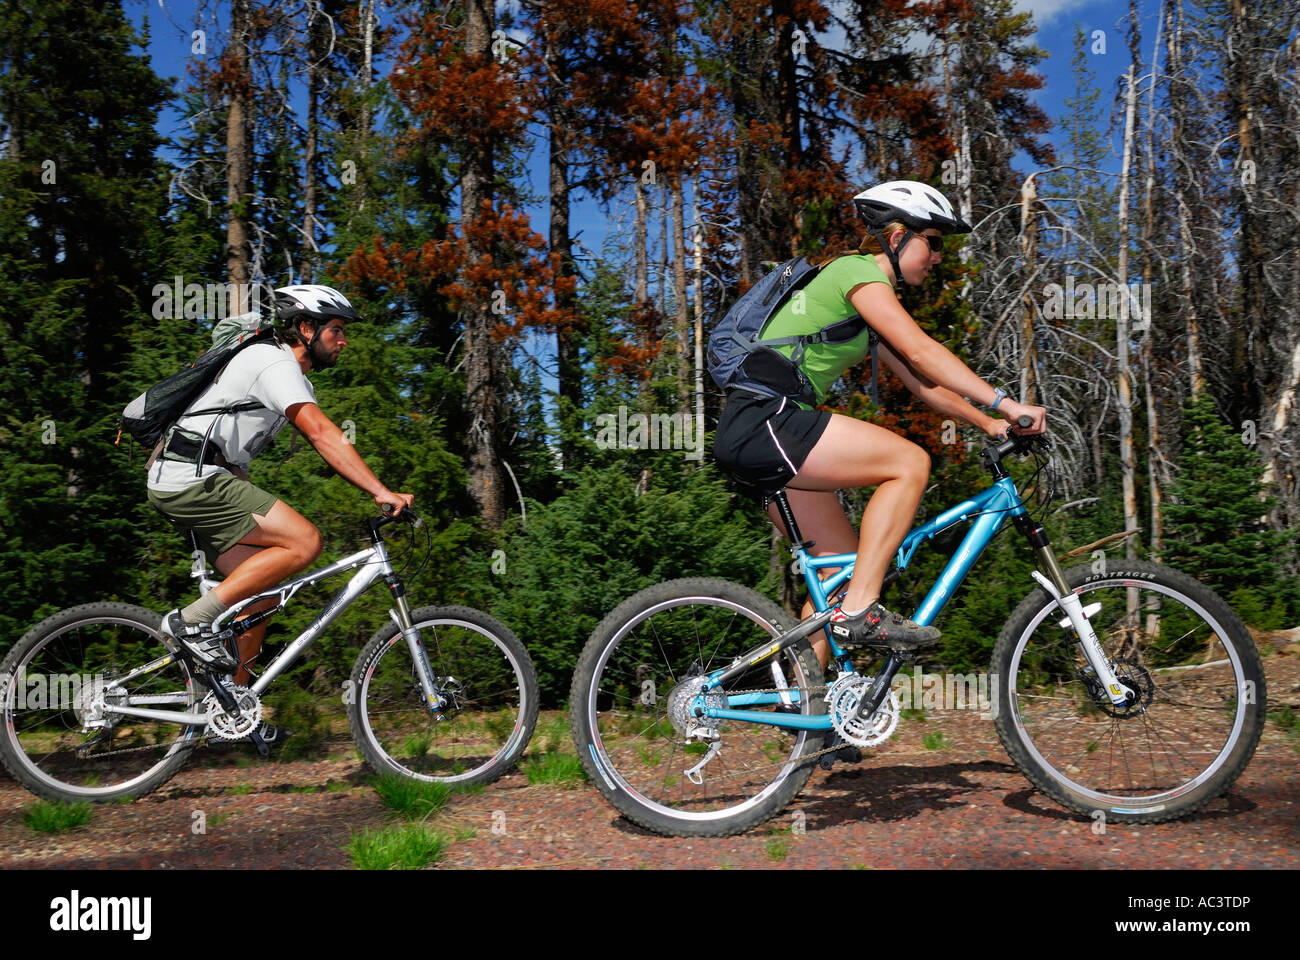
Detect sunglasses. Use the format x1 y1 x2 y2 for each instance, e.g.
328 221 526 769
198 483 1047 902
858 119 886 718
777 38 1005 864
922 234 944 253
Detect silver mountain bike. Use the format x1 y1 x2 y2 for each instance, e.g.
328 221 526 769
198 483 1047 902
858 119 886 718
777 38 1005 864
0 507 538 802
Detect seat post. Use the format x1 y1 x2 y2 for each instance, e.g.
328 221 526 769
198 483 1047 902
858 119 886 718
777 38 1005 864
770 489 807 547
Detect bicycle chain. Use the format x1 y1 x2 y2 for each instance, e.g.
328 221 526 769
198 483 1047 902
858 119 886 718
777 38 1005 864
667 681 871 776
74 737 194 760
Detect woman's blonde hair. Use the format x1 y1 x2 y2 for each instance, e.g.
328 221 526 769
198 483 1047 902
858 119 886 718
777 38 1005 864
808 220 908 267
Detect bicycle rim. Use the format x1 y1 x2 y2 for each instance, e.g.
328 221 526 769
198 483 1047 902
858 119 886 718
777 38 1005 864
1 609 201 800
356 614 531 783
584 593 821 826
1004 578 1257 811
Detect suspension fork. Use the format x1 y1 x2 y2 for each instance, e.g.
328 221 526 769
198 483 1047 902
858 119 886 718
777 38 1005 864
1013 515 1132 706
385 575 447 714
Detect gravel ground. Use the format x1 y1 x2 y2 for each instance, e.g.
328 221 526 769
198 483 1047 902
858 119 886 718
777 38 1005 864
2 648 1297 871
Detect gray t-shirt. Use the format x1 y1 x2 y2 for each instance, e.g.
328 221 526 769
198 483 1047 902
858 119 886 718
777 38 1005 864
147 342 315 491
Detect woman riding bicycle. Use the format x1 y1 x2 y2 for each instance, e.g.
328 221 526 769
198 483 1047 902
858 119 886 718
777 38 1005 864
713 180 1047 662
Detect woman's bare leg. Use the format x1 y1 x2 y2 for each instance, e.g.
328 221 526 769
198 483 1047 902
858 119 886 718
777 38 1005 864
780 413 930 614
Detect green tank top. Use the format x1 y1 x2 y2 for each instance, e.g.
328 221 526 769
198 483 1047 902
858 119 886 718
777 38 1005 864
758 254 893 408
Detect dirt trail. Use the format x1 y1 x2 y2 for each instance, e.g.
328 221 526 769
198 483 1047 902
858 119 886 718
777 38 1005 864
2 653 1297 870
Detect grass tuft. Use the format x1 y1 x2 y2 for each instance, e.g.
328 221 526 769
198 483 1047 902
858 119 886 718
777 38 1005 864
372 774 451 819
24 800 93 833
349 823 448 870
922 730 950 750
522 751 588 787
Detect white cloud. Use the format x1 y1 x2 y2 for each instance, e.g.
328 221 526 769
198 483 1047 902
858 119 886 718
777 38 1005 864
1011 0 1099 28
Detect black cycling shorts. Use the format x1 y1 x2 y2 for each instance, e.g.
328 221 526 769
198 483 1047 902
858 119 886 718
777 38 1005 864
712 389 831 496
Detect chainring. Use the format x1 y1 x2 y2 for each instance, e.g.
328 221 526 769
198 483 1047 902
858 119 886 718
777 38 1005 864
202 685 263 741
825 673 900 748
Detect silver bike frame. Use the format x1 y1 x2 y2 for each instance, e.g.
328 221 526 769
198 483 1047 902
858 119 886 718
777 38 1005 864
102 538 441 727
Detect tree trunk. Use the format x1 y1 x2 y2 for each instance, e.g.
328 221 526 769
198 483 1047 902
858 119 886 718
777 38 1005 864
1118 14 1141 636
1018 174 1039 405
634 177 648 304
658 181 668 319
1117 57 1139 567
545 16 579 467
1166 0 1203 397
671 173 689 402
226 0 253 315
299 5 325 281
1143 4 1164 560
774 0 801 168
356 0 375 214
462 0 503 527
693 174 705 437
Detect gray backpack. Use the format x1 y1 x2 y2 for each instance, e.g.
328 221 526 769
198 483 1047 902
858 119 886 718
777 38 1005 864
707 257 877 405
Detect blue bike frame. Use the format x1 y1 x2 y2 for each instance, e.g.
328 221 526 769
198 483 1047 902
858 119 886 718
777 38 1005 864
698 477 1029 731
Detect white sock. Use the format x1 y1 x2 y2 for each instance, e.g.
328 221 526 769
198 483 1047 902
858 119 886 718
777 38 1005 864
181 591 228 626
837 605 868 618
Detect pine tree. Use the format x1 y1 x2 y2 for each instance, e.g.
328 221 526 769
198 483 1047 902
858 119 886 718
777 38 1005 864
1163 392 1297 619
0 0 170 640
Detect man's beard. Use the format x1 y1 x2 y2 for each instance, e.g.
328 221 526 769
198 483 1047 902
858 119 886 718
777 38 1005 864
309 338 339 369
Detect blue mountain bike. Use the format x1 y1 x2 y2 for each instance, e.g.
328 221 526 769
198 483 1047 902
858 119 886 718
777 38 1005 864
570 420 1266 836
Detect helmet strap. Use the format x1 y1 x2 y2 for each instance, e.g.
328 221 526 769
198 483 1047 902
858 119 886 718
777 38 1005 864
877 227 913 285
293 319 322 370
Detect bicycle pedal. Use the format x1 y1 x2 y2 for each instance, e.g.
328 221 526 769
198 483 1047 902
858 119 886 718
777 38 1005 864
246 729 270 757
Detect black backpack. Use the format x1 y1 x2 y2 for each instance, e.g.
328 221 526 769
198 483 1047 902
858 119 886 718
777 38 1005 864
707 256 878 406
117 314 274 452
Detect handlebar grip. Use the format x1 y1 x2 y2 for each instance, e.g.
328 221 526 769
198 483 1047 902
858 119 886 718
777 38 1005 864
1017 414 1033 429
382 504 423 528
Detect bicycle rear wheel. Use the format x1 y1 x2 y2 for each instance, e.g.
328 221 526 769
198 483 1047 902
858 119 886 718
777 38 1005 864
570 579 827 837
348 606 538 786
0 603 202 802
993 560 1266 822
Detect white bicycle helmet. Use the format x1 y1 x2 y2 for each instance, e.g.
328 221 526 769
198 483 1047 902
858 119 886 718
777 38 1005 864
853 180 971 234
274 284 361 329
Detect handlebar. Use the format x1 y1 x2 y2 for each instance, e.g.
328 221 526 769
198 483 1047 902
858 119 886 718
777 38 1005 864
369 504 423 540
379 504 423 527
981 414 1049 473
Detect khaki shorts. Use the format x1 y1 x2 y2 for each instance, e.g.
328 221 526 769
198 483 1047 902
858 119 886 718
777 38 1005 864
148 473 279 567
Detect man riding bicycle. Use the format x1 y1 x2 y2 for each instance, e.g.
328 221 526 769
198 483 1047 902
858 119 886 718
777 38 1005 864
713 181 1047 664
148 284 413 742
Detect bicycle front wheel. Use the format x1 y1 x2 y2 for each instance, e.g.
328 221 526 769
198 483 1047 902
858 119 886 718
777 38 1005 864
348 606 538 786
0 603 202 802
993 560 1266 822
570 579 827 837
